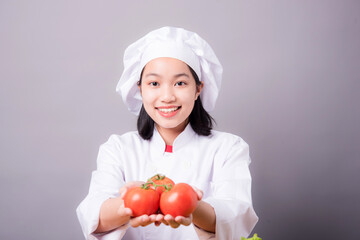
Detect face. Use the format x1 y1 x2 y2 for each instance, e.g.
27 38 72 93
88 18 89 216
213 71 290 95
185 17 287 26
139 57 202 133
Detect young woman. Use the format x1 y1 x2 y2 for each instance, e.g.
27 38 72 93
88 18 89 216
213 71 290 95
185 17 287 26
77 26 258 240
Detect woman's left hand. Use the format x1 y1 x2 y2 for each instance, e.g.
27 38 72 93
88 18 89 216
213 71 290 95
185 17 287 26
160 185 203 228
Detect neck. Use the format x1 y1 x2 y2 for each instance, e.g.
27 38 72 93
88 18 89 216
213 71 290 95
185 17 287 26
155 121 188 145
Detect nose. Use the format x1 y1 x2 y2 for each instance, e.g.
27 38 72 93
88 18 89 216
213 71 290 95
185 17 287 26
160 85 175 103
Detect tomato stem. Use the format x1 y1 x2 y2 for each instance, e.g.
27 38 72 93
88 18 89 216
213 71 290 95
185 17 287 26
146 174 174 192
161 183 173 192
141 182 152 190
147 180 157 188
147 179 173 191
148 173 165 182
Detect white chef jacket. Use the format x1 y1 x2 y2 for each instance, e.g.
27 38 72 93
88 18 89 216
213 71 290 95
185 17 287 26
76 124 258 240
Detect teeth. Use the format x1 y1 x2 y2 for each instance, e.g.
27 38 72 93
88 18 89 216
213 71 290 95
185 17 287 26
158 107 179 113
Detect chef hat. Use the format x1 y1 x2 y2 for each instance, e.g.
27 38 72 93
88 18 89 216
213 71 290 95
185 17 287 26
116 26 223 115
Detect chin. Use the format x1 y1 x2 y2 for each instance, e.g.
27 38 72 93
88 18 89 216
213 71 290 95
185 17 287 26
155 118 187 130
157 122 181 129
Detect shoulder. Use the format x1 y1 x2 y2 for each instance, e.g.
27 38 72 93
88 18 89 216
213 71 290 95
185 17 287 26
102 131 144 149
207 130 249 148
207 130 251 165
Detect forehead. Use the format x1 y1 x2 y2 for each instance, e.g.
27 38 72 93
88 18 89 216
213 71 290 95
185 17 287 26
143 57 191 74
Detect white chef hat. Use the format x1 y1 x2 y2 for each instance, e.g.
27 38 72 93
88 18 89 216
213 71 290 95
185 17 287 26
116 26 223 115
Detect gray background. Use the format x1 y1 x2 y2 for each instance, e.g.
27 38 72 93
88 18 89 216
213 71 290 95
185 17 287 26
1 0 359 239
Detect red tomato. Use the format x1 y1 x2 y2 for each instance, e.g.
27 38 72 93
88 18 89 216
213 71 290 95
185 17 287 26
160 183 198 217
147 174 175 195
123 184 160 217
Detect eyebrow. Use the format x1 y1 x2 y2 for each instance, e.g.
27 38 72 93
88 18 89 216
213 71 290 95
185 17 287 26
144 72 190 79
174 73 190 79
144 73 161 78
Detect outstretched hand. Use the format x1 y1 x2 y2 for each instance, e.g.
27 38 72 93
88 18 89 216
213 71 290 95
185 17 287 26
94 181 146 233
118 181 147 227
119 181 164 227
160 185 203 228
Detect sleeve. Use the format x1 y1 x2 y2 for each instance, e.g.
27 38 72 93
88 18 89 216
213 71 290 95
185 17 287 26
197 137 258 240
76 135 129 240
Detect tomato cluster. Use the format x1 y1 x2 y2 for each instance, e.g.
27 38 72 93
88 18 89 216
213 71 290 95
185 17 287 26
123 174 198 217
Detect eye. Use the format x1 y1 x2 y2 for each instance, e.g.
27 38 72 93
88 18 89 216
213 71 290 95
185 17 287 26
175 81 186 86
149 82 159 87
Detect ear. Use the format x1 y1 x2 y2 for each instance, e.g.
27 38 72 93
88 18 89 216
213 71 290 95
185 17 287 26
195 81 204 100
137 81 142 94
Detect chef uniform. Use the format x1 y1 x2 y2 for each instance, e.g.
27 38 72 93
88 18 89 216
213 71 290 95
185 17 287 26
76 26 258 240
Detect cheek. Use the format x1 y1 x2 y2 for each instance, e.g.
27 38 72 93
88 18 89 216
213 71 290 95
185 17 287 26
180 93 197 110
142 96 155 116
141 95 155 115
141 89 155 104
182 88 198 102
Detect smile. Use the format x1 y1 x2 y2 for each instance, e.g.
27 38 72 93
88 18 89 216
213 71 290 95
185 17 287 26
156 106 181 118
157 106 181 113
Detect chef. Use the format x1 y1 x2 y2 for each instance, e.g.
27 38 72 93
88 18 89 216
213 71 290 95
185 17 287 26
77 26 258 240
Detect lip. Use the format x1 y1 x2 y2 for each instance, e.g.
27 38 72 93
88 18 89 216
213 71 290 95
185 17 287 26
156 105 180 109
156 106 181 118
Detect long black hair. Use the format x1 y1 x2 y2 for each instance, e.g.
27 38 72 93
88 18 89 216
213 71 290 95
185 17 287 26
137 66 215 140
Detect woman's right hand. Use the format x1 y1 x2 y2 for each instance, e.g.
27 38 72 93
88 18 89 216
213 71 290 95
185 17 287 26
94 181 144 233
117 181 144 221
119 181 163 228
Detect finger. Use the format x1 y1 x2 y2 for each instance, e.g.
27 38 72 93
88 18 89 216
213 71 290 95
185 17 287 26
197 190 203 200
119 181 146 197
125 181 146 188
140 215 155 227
161 219 170 226
129 215 142 227
175 215 192 226
164 214 180 228
155 214 164 222
119 187 130 198
192 186 203 200
140 218 153 227
119 188 126 198
150 214 163 226
164 214 173 222
149 214 164 223
130 215 151 228
149 214 157 222
118 206 132 217
129 217 140 228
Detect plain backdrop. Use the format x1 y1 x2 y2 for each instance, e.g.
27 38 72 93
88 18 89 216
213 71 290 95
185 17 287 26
1 0 359 239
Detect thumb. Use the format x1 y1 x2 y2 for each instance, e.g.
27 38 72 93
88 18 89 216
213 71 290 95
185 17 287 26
119 181 145 198
191 185 203 200
118 200 132 217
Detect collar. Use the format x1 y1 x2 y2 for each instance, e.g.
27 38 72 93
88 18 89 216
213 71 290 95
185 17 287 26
150 124 196 153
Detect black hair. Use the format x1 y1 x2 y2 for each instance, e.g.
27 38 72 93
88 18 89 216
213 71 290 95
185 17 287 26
137 65 215 140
